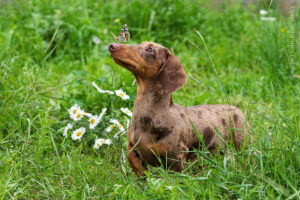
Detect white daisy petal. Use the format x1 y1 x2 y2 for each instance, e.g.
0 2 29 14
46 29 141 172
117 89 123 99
63 123 73 138
99 108 107 120
71 127 86 140
92 82 114 94
109 119 119 124
115 89 130 100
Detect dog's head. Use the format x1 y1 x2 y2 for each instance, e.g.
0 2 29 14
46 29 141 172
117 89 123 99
109 42 186 94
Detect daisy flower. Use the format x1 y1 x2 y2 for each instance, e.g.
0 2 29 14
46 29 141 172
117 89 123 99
120 107 132 117
92 36 100 44
105 124 116 132
109 119 125 132
69 104 84 121
89 115 101 129
73 110 84 121
92 82 114 94
115 89 130 100
259 10 268 15
94 138 112 149
88 108 107 130
71 127 86 140
63 123 73 138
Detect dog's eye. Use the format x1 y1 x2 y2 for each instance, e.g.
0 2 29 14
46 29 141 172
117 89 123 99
146 46 153 53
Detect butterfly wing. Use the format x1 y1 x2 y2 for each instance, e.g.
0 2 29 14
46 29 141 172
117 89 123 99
125 31 130 41
112 24 130 42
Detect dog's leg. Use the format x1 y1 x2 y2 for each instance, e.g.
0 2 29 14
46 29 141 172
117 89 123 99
171 142 189 173
208 147 218 156
127 144 147 177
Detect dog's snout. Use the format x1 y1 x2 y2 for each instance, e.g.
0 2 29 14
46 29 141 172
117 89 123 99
109 43 119 51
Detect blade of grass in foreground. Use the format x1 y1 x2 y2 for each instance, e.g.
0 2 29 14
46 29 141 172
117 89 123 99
188 119 220 166
195 31 230 106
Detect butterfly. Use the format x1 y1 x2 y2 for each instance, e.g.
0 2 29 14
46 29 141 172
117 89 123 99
111 24 130 42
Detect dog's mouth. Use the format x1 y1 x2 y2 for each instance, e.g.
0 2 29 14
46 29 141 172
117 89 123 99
113 57 136 70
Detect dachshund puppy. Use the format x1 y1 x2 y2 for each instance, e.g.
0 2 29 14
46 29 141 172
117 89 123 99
109 42 250 177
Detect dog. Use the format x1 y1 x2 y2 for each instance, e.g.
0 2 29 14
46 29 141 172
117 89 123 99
109 42 250 177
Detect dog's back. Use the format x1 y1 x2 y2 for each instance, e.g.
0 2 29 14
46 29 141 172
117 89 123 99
183 104 250 154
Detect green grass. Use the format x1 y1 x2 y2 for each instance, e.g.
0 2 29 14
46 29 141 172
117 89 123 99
0 0 299 199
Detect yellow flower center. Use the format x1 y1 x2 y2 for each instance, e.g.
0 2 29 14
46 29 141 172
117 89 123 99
73 109 77 114
76 113 81 118
76 131 82 136
119 93 124 97
110 125 115 129
126 111 129 114
91 118 95 124
97 143 100 146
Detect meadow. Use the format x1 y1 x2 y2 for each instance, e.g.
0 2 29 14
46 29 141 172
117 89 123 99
0 0 299 199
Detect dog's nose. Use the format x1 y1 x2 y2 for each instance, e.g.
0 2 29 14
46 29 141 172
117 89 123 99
109 43 119 51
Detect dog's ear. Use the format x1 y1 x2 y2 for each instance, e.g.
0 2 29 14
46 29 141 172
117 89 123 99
154 49 186 94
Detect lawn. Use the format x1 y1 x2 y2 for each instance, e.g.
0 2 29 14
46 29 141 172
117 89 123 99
0 0 299 199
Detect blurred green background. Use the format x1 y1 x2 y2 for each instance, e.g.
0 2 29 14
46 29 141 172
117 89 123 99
0 0 299 199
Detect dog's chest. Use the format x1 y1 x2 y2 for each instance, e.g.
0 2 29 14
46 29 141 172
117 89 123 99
129 118 171 165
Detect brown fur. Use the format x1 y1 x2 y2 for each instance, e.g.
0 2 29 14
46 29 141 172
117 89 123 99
109 42 250 177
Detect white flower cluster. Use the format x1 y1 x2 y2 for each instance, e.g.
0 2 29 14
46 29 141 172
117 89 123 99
63 104 111 148
62 82 134 150
67 105 106 131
